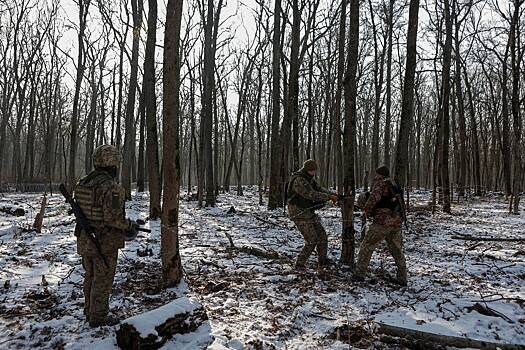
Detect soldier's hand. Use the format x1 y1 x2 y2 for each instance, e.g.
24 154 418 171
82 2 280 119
125 219 139 241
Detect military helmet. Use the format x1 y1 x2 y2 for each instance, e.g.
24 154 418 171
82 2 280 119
93 145 121 168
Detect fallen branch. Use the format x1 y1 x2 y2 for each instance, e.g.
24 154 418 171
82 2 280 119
471 294 525 304
465 303 514 323
233 245 285 261
0 206 25 216
253 215 292 230
220 228 290 262
451 234 525 242
376 322 524 349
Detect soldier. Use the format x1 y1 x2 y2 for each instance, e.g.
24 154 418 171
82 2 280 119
74 145 137 327
287 159 338 270
355 165 407 286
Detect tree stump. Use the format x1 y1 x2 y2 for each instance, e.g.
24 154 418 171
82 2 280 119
33 194 47 233
116 297 210 350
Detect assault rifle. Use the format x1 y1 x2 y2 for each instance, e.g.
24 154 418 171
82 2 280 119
59 184 151 266
396 192 408 231
59 183 109 268
133 220 151 233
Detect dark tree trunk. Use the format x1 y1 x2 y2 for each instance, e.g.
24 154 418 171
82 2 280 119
453 1 467 198
439 0 453 213
161 0 184 286
137 90 146 192
341 0 359 267
383 0 394 167
68 0 90 190
268 0 283 210
122 0 143 199
394 0 419 189
144 0 162 218
333 0 346 194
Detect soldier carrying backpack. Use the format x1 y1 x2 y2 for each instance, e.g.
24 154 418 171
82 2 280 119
354 165 408 286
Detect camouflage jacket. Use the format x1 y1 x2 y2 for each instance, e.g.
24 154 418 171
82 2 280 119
74 169 130 255
364 175 402 229
287 169 332 216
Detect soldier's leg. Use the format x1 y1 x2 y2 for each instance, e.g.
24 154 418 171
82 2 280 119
312 215 328 265
88 252 118 326
355 224 388 277
293 219 316 268
385 230 407 283
82 255 94 320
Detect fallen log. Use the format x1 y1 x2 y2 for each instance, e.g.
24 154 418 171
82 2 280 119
451 234 525 242
376 322 525 350
0 206 25 216
116 296 210 350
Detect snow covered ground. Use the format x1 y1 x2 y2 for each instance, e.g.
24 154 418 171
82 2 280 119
0 188 524 349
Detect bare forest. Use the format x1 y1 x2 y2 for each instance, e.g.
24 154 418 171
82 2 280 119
1 0 524 348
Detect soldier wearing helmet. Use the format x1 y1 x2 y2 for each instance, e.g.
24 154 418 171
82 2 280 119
74 144 137 327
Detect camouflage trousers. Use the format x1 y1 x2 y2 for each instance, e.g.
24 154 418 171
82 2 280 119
82 251 118 325
289 207 328 267
355 223 407 282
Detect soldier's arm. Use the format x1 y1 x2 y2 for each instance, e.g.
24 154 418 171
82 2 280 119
293 177 331 202
318 185 337 196
364 179 384 212
101 183 132 231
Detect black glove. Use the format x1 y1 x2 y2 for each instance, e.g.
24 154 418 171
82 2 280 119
125 219 139 241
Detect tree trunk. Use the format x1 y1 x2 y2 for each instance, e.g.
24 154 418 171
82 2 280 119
463 68 481 196
161 0 184 287
268 0 283 210
383 0 394 167
137 89 146 192
453 1 467 198
333 0 346 194
144 0 162 218
438 0 453 213
369 0 387 185
510 0 522 214
341 0 359 267
393 0 419 190
201 0 218 207
122 0 143 199
68 0 89 190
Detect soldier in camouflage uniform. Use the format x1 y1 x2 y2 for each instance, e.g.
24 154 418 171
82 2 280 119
355 165 407 285
74 145 137 327
287 159 338 270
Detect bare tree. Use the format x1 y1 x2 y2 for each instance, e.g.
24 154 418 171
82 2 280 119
122 0 143 199
341 0 359 266
68 0 90 190
161 0 184 286
393 0 420 188
268 0 283 210
144 0 162 218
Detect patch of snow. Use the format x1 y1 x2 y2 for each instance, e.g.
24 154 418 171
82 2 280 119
123 297 201 336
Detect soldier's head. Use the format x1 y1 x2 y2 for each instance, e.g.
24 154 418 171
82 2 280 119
376 165 390 178
302 159 318 177
93 144 121 177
